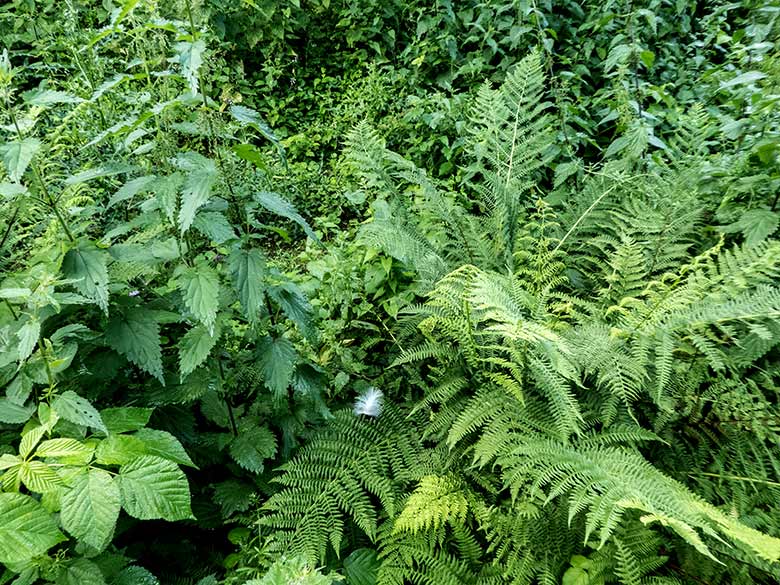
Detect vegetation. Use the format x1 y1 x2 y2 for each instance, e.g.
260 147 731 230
0 0 778 584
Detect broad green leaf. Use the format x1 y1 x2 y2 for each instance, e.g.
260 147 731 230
0 493 65 563
213 480 255 516
256 336 297 399
22 89 83 107
36 438 92 458
343 548 379 585
0 287 32 299
0 182 27 197
267 281 316 341
720 71 767 89
7 371 33 404
562 567 589 585
19 425 46 458
229 248 266 322
62 242 110 313
108 175 156 208
95 434 147 465
52 391 108 434
56 557 107 585
173 39 206 94
254 191 320 245
112 566 159 585
100 407 154 434
17 317 40 362
228 426 276 473
230 105 286 165
119 455 192 521
720 208 779 247
0 397 35 423
105 308 164 382
61 468 120 550
175 152 218 233
0 453 20 470
179 323 219 378
176 260 220 333
19 460 63 493
64 164 133 186
134 428 195 467
0 137 41 182
192 211 236 243
110 238 180 264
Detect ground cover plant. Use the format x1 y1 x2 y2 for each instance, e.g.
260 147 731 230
0 0 779 584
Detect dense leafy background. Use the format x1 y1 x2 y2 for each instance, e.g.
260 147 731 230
0 0 779 584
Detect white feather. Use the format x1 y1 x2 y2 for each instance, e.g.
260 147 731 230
353 387 383 417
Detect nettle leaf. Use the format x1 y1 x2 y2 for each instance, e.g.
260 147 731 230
108 175 156 208
176 260 220 334
113 566 159 585
0 493 65 564
229 426 277 474
172 39 206 93
22 88 83 107
179 322 220 379
134 428 195 467
0 398 35 423
61 468 120 551
62 242 110 313
229 248 267 322
100 407 154 434
212 480 255 516
105 308 164 382
119 455 193 521
193 211 237 243
268 281 316 341
57 557 108 585
230 105 286 165
720 208 779 247
0 137 41 182
254 191 320 245
17 317 40 362
52 391 107 434
176 152 218 234
256 336 297 399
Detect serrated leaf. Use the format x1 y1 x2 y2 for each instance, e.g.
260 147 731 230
228 426 276 473
0 398 35 423
100 407 154 434
19 425 46 458
56 557 107 585
720 70 767 89
52 391 107 434
22 89 83 107
228 247 266 322
108 175 156 208
254 191 320 245
105 308 164 382
176 260 220 333
64 164 134 186
0 493 65 563
134 428 195 467
19 460 63 493
256 336 297 399
176 152 218 234
720 208 779 247
173 40 206 94
95 434 148 465
36 438 92 458
17 318 40 362
179 323 219 378
230 106 284 164
112 566 159 585
212 480 255 516
193 211 237 243
62 242 110 313
344 548 379 585
267 281 316 341
119 455 192 521
0 137 41 182
61 468 120 551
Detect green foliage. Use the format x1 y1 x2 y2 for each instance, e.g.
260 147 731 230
1 0 780 583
